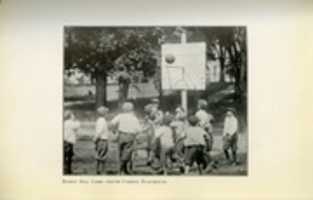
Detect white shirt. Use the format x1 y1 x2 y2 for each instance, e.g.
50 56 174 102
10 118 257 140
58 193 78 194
155 126 174 149
223 115 238 136
111 112 141 134
64 119 80 144
170 120 186 140
195 110 214 132
184 126 207 146
95 117 109 140
150 109 163 127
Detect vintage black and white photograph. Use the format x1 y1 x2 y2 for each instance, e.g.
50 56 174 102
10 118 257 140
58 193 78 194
63 26 248 176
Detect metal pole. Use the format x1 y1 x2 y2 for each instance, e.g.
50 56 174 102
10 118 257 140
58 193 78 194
181 30 188 115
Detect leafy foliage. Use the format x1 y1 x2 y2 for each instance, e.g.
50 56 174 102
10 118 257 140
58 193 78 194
64 27 169 79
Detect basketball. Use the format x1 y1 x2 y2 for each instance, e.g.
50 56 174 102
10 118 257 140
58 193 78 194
165 54 175 64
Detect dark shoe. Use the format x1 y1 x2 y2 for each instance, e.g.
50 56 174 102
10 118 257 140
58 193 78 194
211 160 219 169
179 166 185 174
232 161 240 166
221 159 231 165
146 160 152 166
156 169 164 175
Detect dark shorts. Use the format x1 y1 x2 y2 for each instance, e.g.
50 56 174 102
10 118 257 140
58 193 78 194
150 137 161 158
223 133 238 151
64 141 74 159
64 141 74 174
160 146 175 167
184 145 207 167
95 139 109 161
175 138 185 158
118 132 136 162
204 128 214 151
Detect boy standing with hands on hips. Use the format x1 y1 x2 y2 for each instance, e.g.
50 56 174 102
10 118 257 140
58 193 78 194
223 108 239 165
94 106 110 174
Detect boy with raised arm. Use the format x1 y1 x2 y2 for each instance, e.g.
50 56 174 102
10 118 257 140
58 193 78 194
195 99 214 152
110 102 141 174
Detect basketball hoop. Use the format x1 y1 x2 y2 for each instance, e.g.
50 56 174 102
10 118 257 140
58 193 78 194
166 65 195 90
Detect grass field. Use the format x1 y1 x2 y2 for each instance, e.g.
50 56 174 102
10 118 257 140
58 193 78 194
64 81 165 101
68 121 247 176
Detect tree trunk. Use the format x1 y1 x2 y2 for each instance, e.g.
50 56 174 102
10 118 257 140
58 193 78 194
219 57 225 82
241 52 247 93
158 87 163 103
158 76 164 108
234 63 241 104
239 53 247 130
120 83 130 103
95 72 107 108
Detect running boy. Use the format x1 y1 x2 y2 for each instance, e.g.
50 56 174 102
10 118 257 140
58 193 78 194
94 106 110 174
64 110 80 174
184 115 208 175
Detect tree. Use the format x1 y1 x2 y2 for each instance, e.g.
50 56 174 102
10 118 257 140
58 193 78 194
225 27 247 108
64 27 163 107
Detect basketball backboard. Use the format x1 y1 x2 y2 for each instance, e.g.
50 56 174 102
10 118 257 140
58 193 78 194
161 42 206 90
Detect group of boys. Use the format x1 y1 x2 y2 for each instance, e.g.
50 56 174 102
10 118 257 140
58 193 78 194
63 98 239 175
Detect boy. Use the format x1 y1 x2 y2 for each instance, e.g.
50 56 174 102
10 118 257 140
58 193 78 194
184 115 208 175
127 71 141 102
94 106 109 174
110 102 141 175
145 99 163 166
170 106 187 160
143 103 157 166
63 110 80 174
223 108 239 165
154 114 176 175
150 98 164 128
195 99 214 152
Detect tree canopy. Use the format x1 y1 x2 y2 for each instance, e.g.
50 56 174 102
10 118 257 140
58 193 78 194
64 27 167 79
